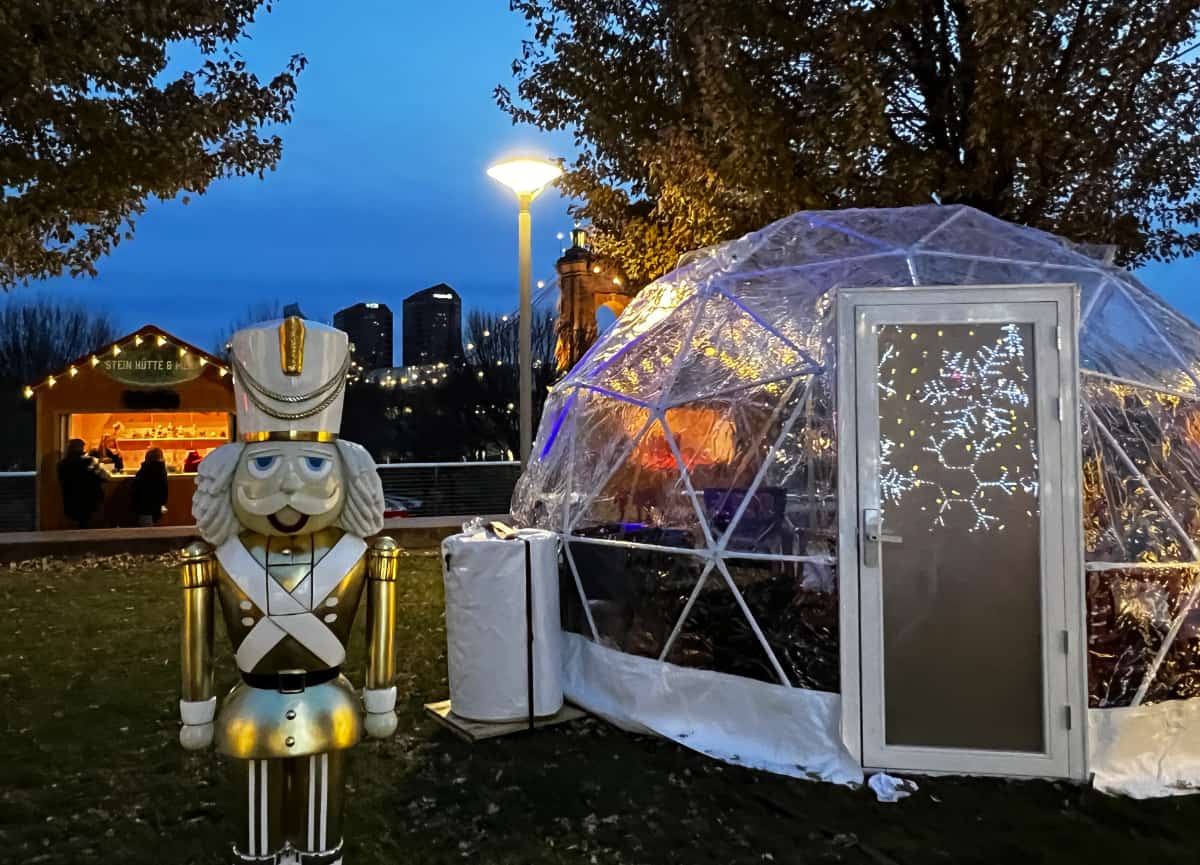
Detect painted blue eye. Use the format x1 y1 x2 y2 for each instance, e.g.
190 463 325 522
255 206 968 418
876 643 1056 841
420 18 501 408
246 454 280 478
301 454 333 479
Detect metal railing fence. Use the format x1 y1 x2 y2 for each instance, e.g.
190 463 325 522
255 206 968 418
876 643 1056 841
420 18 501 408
0 472 37 532
376 461 520 518
0 463 519 532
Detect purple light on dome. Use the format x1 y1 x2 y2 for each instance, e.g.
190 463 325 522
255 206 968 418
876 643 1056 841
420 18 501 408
573 382 653 407
587 328 651 379
716 288 822 370
539 390 578 460
806 214 898 251
580 296 698 382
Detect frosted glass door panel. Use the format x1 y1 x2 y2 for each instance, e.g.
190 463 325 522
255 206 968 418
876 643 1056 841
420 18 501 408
875 323 1044 752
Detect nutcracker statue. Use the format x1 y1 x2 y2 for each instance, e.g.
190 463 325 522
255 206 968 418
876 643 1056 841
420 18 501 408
178 316 398 865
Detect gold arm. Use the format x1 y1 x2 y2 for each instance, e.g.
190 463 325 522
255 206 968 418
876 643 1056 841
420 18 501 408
365 536 399 691
180 540 216 703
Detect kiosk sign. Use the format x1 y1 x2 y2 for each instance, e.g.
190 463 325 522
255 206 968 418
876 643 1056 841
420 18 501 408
101 343 205 386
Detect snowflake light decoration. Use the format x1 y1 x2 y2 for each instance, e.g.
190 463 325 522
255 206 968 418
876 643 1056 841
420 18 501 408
878 323 1039 532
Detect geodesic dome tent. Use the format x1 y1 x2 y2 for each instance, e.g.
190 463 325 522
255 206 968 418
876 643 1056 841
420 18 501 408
513 205 1200 796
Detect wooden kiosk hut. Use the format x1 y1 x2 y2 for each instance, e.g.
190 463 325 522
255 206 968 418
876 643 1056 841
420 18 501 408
25 325 234 530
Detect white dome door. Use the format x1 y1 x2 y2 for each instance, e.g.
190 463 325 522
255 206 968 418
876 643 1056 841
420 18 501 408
836 284 1087 780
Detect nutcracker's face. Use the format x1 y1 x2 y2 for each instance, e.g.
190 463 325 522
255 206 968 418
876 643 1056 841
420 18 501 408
232 441 346 536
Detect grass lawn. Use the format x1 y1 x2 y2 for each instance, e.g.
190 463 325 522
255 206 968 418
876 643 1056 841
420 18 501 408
2 550 1199 865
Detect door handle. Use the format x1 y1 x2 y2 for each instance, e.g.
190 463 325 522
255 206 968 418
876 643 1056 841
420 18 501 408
862 508 903 567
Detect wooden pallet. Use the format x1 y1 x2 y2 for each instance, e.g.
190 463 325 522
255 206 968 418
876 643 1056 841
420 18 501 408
423 699 587 743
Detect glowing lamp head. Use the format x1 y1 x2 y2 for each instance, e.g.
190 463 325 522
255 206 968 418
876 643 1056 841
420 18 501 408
486 158 562 200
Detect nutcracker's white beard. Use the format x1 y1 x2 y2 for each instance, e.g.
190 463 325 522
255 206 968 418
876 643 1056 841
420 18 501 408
234 486 342 517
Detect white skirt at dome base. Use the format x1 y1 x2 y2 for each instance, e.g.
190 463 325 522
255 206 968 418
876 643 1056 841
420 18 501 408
562 633 862 786
1089 699 1200 798
567 631 1200 796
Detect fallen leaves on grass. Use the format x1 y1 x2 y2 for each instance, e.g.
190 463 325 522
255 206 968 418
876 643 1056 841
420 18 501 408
3 552 1200 865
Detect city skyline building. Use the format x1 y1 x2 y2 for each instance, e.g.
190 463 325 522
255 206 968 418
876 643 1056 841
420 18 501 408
334 301 394 371
403 284 462 367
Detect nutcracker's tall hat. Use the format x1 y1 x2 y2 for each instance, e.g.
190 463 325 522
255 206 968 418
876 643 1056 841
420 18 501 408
228 317 350 442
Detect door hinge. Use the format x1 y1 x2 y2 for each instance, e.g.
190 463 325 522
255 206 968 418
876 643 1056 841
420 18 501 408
1061 629 1069 654
1065 705 1073 730
1056 325 1063 351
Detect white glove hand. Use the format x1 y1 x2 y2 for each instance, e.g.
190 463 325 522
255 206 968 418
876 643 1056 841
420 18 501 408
179 698 216 750
362 686 397 738
180 722 214 750
364 711 398 739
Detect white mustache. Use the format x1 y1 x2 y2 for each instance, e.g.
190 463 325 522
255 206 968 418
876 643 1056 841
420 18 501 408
236 486 340 517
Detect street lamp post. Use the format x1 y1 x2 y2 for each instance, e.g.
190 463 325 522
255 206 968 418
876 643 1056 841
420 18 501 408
487 157 562 466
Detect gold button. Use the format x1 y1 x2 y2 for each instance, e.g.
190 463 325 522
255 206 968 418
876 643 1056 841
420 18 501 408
285 736 295 747
240 617 255 627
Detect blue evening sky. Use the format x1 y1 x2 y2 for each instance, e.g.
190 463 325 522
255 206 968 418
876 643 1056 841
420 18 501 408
24 2 1200 353
33 2 577 354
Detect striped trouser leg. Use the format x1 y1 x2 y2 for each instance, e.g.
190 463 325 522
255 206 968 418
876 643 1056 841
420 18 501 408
233 758 283 863
294 751 346 864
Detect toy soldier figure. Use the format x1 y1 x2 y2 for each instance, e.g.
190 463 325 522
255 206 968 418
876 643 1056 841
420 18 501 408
178 316 398 864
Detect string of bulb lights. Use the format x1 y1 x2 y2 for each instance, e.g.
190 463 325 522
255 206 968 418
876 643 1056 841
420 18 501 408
22 329 231 399
363 229 628 393
25 226 622 401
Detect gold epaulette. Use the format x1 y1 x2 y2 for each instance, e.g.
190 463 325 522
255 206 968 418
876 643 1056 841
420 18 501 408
180 540 216 588
367 536 400 582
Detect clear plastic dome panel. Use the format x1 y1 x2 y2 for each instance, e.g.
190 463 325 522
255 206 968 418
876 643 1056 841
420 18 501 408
515 205 1200 711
